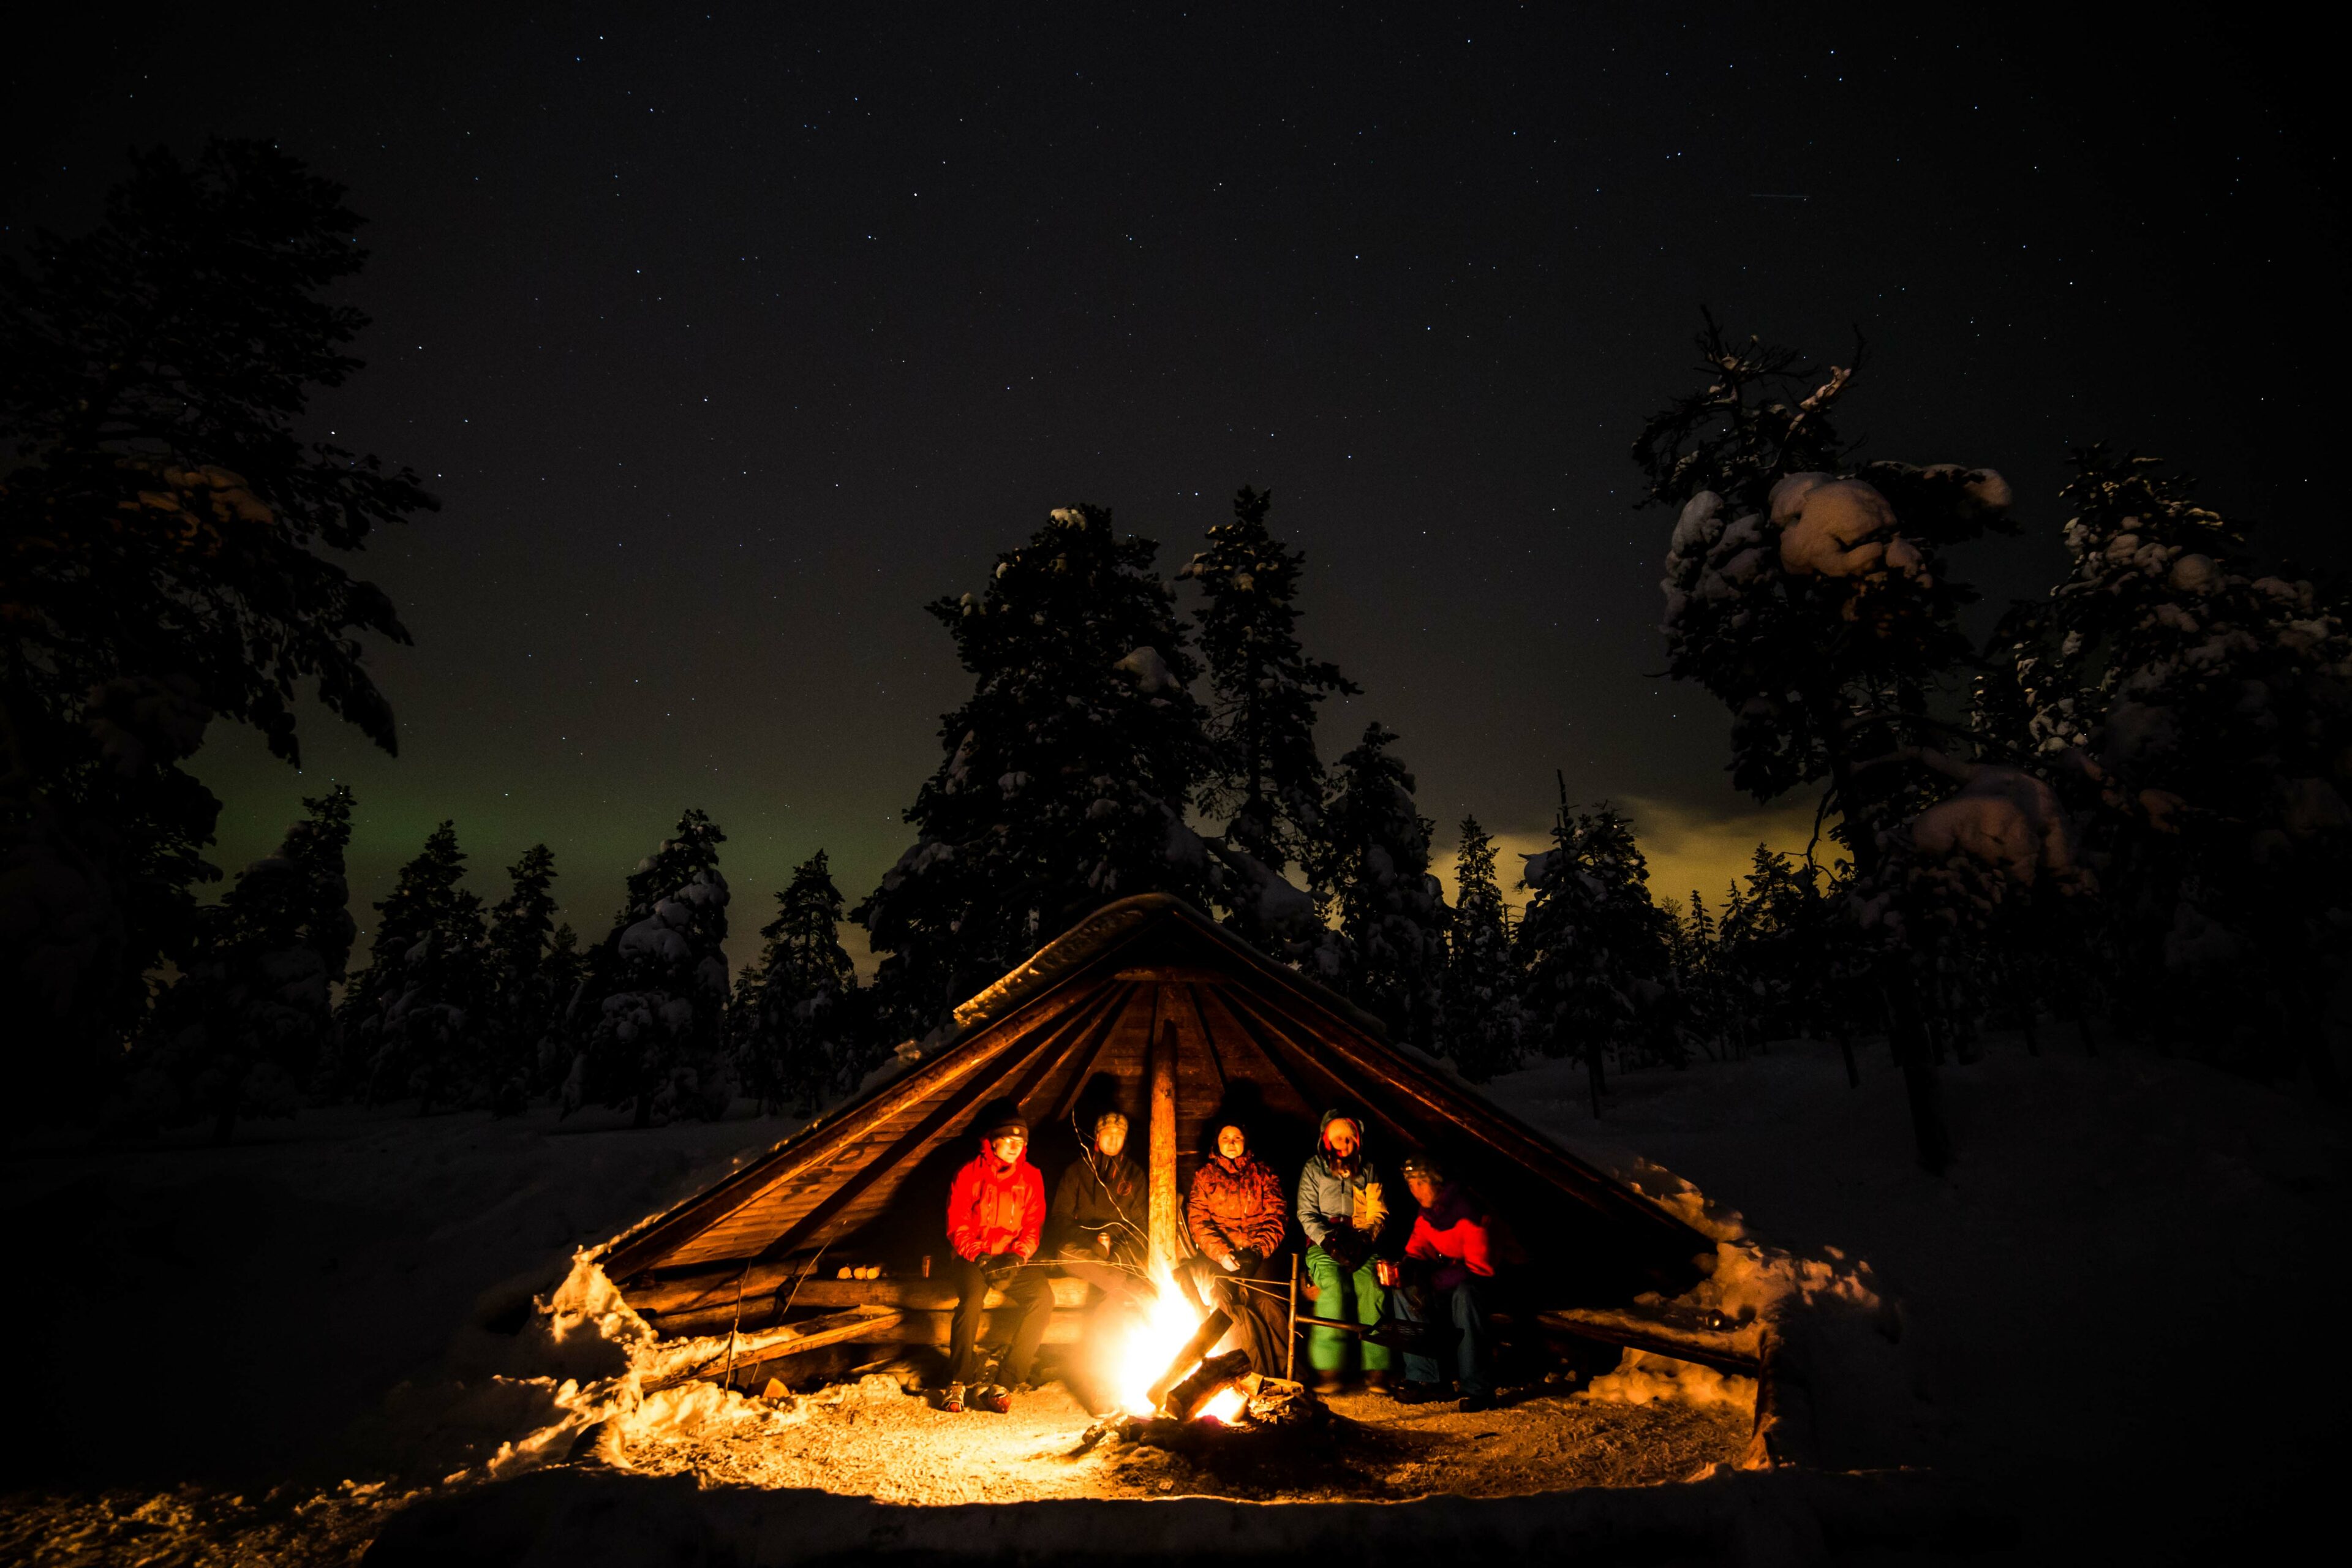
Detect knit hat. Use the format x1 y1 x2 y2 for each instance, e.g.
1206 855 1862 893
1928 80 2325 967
1399 1151 1445 1184
978 1099 1028 1141
1093 1109 1129 1135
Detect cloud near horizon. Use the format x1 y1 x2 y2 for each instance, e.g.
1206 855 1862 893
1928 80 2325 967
1436 794 1828 918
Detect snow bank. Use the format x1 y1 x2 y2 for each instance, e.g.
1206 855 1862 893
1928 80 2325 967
1566 1157 1896 1447
389 1248 815 1483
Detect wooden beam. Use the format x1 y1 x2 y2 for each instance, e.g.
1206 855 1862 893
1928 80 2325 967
1235 984 1706 1265
1049 981 1138 1125
1215 989 1423 1154
1177 984 1226 1098
601 984 1098 1279
745 983 1128 1265
1530 1309 1764 1379
1193 985 1318 1120
643 1306 906 1392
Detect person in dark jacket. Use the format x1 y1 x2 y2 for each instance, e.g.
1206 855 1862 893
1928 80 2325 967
1295 1109 1392 1390
1051 1109 1148 1311
941 1106 1052 1412
1183 1120 1289 1373
1390 1151 1498 1411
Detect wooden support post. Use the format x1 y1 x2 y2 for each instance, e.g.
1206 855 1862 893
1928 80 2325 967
1286 1251 1298 1382
1148 1015 1179 1278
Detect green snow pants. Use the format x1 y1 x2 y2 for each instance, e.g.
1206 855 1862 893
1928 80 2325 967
1304 1244 1390 1373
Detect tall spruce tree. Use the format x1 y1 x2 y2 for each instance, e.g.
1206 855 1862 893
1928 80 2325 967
137 785 356 1139
1311 723 1449 1050
1992 450 2349 1093
0 140 432 1100
1664 888 1731 1063
1179 486 1360 953
573 809 733 1126
483 843 565 1114
336 821 489 1112
1640 314 2016 1170
857 505 1211 1038
1441 815 1523 1080
537 925 587 1090
734 850 862 1114
1716 845 1825 1047
1515 801 1672 1117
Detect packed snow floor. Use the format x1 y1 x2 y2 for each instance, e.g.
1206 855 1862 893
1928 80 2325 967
622 1378 1746 1505
1 1032 2342 1563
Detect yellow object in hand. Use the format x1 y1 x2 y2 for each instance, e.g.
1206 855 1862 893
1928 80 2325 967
1351 1180 1387 1231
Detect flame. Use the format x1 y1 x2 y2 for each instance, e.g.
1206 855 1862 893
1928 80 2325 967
1198 1385 1247 1423
1110 1260 1209 1417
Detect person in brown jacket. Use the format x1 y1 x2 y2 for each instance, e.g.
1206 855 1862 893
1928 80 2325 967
1183 1120 1290 1374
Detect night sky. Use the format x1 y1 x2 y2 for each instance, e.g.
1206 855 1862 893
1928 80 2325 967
7 6 2338 967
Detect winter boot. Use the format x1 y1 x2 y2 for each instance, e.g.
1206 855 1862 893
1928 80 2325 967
1390 1381 1443 1406
940 1383 967 1414
975 1384 1014 1415
1457 1390 1497 1414
1311 1371 1346 1395
1364 1369 1393 1392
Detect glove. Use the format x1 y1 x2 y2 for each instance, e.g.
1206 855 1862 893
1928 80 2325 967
1229 1246 1263 1273
982 1252 1019 1286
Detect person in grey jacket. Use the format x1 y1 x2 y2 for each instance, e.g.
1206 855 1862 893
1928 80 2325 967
1295 1109 1393 1389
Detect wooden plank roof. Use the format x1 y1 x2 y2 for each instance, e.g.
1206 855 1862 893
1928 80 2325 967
601 894 1713 1298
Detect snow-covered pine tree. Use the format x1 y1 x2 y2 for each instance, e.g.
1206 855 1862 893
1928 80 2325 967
734 850 864 1114
0 143 433 1101
1715 845 1825 1049
1995 450 2350 1094
1310 722 1449 1051
1515 800 1673 1117
483 843 564 1114
336 820 489 1112
857 505 1212 1038
537 924 587 1088
1179 486 1360 956
1664 888 1730 1063
1640 314 2018 1170
137 785 356 1140
1440 814 1524 1080
573 809 733 1126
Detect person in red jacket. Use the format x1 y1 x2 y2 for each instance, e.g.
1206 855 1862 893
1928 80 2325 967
941 1104 1051 1412
1390 1150 1499 1411
1183 1120 1289 1373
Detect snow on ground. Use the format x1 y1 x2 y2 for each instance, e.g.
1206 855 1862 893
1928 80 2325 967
1499 1035 2348 1562
606 1376 1745 1506
1 1033 2340 1563
0 1101 802 1489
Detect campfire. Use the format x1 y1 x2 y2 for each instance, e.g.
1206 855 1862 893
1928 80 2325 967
1077 1354 1321 1458
1075 1258 1319 1457
1105 1260 1255 1421
1107 1262 1216 1416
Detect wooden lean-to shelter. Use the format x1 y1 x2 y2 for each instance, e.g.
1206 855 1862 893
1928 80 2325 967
607 894 1747 1391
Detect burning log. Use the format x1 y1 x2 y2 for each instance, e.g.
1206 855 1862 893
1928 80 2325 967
1162 1348 1252 1422
1142 1303 1232 1411
1068 1370 1329 1460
